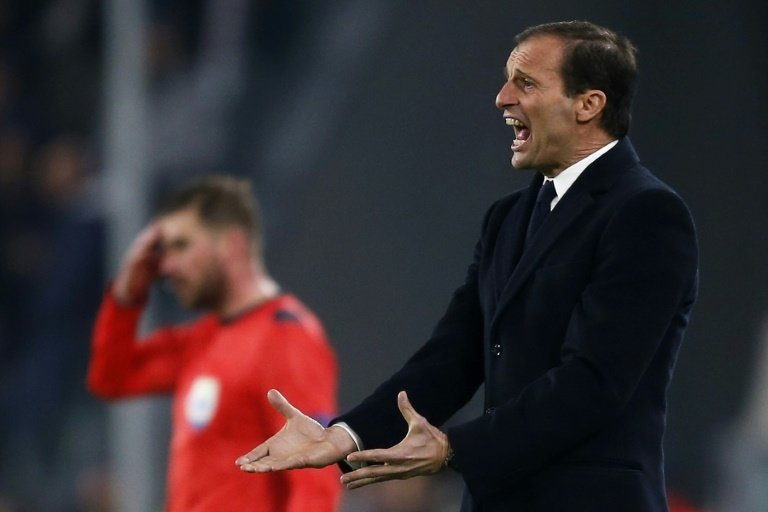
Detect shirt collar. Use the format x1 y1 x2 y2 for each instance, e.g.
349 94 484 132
546 140 618 203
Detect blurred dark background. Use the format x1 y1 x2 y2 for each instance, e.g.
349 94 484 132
1 0 766 510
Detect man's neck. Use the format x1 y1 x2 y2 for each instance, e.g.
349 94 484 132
219 270 280 318
545 133 615 178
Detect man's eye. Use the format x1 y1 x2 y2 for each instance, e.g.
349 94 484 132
167 240 189 251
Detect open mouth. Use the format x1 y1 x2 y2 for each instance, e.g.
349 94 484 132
505 117 530 149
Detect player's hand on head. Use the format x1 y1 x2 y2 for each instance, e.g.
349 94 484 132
114 222 162 305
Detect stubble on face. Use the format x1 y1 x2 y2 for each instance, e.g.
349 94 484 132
159 209 229 312
176 255 228 311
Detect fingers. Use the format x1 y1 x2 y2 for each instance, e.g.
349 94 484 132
396 390 424 426
130 223 162 261
138 222 161 245
239 462 269 473
239 457 290 473
340 462 405 490
235 444 268 466
240 453 312 473
267 389 301 420
115 223 162 304
236 447 300 473
237 443 308 472
344 477 378 490
346 447 402 466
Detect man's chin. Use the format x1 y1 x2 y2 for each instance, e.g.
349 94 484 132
176 296 194 310
180 292 221 312
172 289 197 309
510 155 528 169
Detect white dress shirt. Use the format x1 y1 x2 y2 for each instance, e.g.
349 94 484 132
545 140 618 210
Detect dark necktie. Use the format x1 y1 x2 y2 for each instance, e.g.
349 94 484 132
526 179 557 242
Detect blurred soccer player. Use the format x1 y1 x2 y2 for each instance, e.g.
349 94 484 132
88 176 340 511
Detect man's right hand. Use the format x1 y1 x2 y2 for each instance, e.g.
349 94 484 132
113 223 162 306
236 389 357 473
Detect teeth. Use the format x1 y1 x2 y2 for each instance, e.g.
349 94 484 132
505 118 524 127
512 139 524 147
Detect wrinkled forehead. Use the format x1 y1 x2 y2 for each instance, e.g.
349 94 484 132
505 35 565 77
507 45 530 67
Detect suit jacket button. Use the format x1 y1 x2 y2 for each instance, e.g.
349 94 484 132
485 407 496 415
491 344 502 356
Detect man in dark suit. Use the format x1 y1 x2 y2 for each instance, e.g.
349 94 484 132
237 20 698 512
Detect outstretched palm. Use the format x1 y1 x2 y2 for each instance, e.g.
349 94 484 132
340 391 450 489
237 390 355 472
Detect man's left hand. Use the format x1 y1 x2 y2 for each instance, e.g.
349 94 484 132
341 391 450 490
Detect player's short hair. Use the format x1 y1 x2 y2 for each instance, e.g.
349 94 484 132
159 175 263 250
516 20 638 138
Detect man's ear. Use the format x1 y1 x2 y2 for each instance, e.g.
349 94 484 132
220 228 249 258
576 89 607 123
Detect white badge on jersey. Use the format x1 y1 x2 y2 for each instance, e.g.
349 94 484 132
184 376 221 431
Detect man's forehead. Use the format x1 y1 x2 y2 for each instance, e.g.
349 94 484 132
159 209 200 234
160 207 198 224
507 46 529 67
505 36 564 74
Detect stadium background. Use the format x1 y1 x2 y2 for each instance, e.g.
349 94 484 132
0 0 766 510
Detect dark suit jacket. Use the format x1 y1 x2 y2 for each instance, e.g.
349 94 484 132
335 138 699 512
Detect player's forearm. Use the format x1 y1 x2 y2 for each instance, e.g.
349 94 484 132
87 289 144 397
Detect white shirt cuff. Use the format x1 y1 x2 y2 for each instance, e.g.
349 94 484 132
329 422 367 469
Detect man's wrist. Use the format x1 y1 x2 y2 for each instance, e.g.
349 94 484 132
329 422 368 470
442 438 460 472
111 277 146 307
328 423 361 455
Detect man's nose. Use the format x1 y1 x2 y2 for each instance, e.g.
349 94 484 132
495 81 516 110
159 254 175 276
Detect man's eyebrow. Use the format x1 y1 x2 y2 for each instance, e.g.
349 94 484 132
503 66 522 81
503 66 535 83
517 69 537 82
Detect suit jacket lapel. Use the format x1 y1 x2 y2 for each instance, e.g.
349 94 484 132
491 185 594 330
490 138 640 334
491 183 538 303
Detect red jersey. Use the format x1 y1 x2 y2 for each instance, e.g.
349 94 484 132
88 290 341 512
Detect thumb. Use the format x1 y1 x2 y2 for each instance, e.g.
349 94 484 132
267 389 301 420
397 390 422 425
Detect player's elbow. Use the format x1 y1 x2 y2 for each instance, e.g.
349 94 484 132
86 369 124 399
